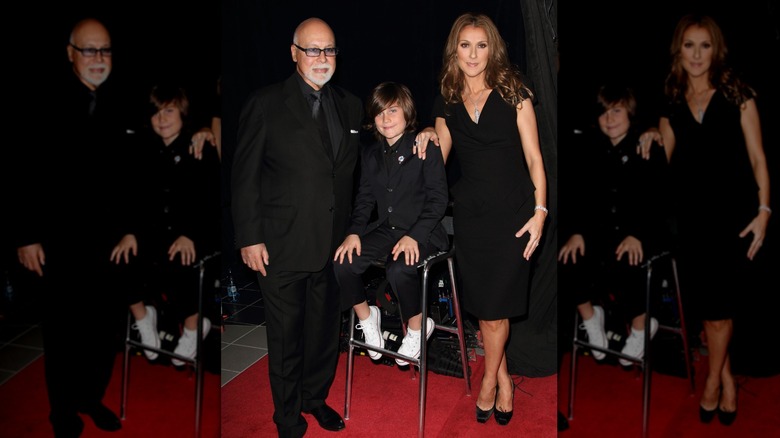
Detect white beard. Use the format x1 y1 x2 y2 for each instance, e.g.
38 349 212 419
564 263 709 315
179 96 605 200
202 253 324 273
83 63 111 88
305 64 333 87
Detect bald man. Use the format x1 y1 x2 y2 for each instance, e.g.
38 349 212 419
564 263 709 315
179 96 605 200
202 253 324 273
232 17 364 436
67 18 113 90
16 18 141 437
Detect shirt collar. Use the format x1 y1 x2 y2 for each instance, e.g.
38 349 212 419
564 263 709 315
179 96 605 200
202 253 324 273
295 72 328 99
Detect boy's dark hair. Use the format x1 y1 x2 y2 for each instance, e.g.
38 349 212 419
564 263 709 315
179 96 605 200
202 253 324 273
148 83 190 124
365 82 418 140
594 84 636 120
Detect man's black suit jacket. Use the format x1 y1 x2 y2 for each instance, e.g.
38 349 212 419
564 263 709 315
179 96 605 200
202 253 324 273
231 74 364 272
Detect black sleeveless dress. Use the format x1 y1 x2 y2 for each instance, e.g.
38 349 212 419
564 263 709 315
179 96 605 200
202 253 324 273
433 90 536 320
665 91 758 321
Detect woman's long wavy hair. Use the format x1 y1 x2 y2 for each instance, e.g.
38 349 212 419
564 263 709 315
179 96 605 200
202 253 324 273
664 14 754 106
439 13 532 108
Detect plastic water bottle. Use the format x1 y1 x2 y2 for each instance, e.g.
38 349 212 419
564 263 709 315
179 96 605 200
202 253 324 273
4 273 14 303
438 278 453 318
226 270 239 302
437 279 446 302
382 330 400 350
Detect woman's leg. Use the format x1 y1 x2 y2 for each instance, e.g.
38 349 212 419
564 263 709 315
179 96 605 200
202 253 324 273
478 318 511 412
701 318 733 410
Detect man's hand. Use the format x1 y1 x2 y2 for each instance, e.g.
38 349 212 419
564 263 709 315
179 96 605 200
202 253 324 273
241 243 269 276
18 244 45 277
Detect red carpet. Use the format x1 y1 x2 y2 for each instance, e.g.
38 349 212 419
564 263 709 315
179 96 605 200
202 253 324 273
558 350 780 437
0 352 220 438
222 351 556 437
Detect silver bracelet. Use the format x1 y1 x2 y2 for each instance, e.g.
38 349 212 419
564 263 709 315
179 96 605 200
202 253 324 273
534 205 548 215
759 205 772 215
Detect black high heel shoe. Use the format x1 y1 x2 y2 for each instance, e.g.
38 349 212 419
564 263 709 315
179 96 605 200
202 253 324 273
717 408 736 426
699 383 721 424
476 386 497 423
494 383 515 426
699 405 717 423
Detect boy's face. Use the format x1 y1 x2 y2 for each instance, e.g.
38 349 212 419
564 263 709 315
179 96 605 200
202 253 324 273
151 104 183 145
374 102 406 145
598 103 630 144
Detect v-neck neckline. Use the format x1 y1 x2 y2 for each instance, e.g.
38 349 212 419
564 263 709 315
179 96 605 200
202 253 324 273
687 89 716 125
462 89 493 124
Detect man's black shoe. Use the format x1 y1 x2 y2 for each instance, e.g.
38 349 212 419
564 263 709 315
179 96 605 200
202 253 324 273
50 413 84 438
78 403 122 432
558 410 570 431
303 404 345 432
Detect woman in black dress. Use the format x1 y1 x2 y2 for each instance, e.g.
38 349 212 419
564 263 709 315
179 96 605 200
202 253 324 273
432 13 548 426
650 14 771 425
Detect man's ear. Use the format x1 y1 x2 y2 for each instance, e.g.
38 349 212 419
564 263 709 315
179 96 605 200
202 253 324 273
290 45 298 62
67 45 75 63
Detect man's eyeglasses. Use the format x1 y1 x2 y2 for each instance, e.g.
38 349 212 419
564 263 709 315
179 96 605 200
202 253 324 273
293 44 338 57
70 44 112 57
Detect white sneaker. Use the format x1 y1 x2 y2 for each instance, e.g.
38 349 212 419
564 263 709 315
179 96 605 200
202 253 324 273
580 305 607 360
132 305 160 360
356 306 384 360
172 318 212 367
396 317 435 366
619 317 659 367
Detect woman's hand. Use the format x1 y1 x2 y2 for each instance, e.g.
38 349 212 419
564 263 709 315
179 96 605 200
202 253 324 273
413 127 440 159
189 128 217 160
636 128 663 159
517 210 546 261
740 210 770 260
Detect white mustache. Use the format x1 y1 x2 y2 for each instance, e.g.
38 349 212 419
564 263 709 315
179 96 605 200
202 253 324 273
89 63 110 71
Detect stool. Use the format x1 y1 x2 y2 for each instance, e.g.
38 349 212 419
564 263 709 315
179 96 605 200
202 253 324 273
567 251 694 438
344 218 471 438
120 251 220 438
